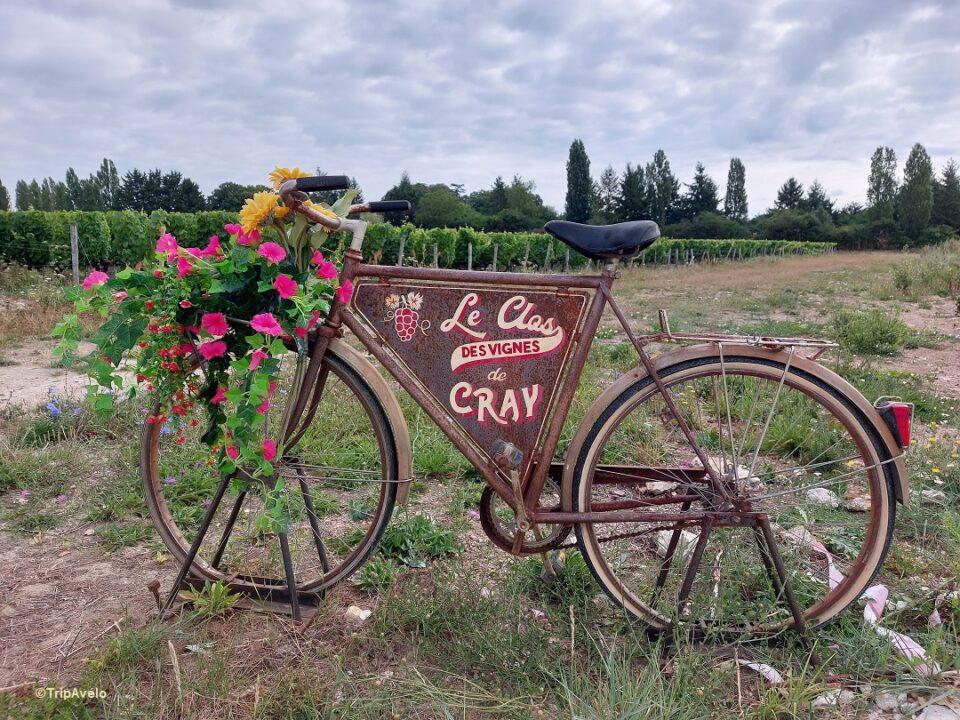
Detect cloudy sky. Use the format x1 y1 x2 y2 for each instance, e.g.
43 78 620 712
1 0 958 216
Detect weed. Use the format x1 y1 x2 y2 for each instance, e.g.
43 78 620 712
831 308 909 355
377 513 460 566
179 580 241 621
352 555 401 592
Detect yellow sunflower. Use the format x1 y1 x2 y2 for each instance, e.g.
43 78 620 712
268 166 312 190
240 191 287 233
303 199 338 220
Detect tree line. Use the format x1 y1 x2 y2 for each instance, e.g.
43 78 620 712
1 143 958 247
563 140 960 247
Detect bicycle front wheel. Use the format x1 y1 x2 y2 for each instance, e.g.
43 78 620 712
141 348 398 595
572 349 897 637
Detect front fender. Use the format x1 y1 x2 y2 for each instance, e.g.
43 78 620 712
561 344 909 508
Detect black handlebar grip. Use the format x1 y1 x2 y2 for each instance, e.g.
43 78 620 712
294 175 351 192
367 200 412 213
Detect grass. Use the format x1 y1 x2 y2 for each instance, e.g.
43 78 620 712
1 248 960 718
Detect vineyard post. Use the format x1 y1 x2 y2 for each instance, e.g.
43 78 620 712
432 243 438 268
467 242 473 271
543 242 551 272
523 241 530 270
70 223 79 285
492 243 498 272
397 234 406 267
564 247 570 273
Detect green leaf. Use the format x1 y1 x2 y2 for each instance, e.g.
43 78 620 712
331 188 359 217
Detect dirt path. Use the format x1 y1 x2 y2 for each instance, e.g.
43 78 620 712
886 297 960 400
0 339 94 409
0 526 173 686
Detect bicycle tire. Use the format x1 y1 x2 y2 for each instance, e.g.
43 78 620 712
571 351 898 637
141 347 399 595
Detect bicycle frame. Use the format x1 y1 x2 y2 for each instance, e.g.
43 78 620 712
281 193 728 525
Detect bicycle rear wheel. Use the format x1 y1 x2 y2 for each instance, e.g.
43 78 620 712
572 350 897 638
141 348 398 595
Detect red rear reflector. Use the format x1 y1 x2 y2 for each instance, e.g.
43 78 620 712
890 403 911 448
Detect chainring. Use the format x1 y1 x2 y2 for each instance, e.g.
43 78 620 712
478 479 572 554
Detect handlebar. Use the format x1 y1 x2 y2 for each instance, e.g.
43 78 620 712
294 175 350 192
351 200 413 214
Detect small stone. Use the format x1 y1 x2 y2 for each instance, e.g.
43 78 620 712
845 497 871 512
644 481 679 494
920 489 948 506
812 689 842 708
874 692 899 712
655 529 697 557
806 488 840 508
83 528 95 536
915 705 960 720
345 605 371 623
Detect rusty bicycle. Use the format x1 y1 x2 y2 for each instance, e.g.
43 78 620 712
143 174 911 639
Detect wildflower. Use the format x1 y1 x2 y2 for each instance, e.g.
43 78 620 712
258 242 286 265
316 259 338 280
163 476 176 484
20 489 30 498
47 401 61 418
263 439 277 461
268 166 312 190
210 386 227 404
250 313 283 336
249 348 270 371
72 406 81 416
82 270 109 290
55 494 67 503
336 279 353 304
932 468 941 474
273 274 298 299
198 340 228 360
202 499 213 510
201 312 229 337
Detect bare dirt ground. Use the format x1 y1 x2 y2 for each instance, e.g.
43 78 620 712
888 297 960 401
0 339 94 409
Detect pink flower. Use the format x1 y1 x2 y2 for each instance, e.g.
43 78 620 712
316 260 338 280
114 291 128 302
186 247 202 258
201 312 229 337
210 386 227 404
236 229 260 246
248 348 269 371
263 439 277 462
176 256 193 278
201 235 221 258
257 399 271 414
336 279 353 304
226 445 239 460
311 250 324 265
273 274 298 299
156 233 178 258
250 313 283 336
295 326 307 338
82 270 109 290
198 340 227 360
258 242 286 264
223 223 241 236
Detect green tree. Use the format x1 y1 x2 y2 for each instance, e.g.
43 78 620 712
96 158 121 210
867 147 898 218
39 178 54 210
489 176 509 214
564 139 592 223
415 185 479 228
594 165 621 224
723 157 748 221
898 143 934 240
15 180 33 210
52 180 71 210
775 177 804 210
0 178 9 210
678 161 719 220
206 182 271 211
617 163 646 221
65 168 82 209
175 178 206 212
644 149 679 225
382 171 427 225
802 180 834 215
932 159 960 231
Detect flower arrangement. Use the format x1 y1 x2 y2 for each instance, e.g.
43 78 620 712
54 168 356 526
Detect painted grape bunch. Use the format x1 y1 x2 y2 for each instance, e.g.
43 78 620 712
385 292 427 342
